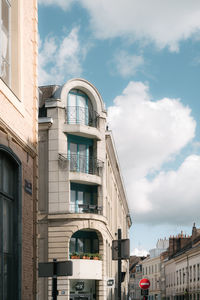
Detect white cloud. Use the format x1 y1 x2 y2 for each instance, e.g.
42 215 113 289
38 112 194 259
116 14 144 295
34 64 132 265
114 51 144 77
108 81 196 179
131 248 149 257
108 81 197 225
39 28 83 85
38 0 74 10
38 1 200 51
129 155 200 224
80 0 200 51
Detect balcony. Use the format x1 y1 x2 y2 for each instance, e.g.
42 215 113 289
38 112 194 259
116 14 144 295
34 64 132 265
68 259 102 280
69 154 103 176
69 203 103 215
66 106 99 128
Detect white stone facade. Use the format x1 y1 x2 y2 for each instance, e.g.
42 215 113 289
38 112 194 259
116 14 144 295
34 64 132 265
38 78 131 300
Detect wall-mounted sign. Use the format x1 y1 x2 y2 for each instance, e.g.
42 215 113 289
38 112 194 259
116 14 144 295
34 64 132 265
24 180 32 195
112 239 130 260
75 281 84 291
38 261 73 277
107 279 115 287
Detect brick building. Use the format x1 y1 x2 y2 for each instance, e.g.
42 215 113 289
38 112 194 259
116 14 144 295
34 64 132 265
0 1 38 299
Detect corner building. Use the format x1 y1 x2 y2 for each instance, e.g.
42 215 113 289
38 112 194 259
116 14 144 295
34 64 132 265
38 78 131 300
0 0 38 299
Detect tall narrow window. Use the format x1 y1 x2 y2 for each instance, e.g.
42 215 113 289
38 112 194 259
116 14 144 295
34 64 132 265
0 149 20 300
67 90 89 125
0 0 11 85
68 135 95 174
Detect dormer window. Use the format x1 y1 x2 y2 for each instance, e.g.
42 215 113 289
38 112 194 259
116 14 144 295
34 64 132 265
67 89 98 127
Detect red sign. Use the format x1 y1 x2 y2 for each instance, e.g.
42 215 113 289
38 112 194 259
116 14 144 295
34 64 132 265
139 278 150 290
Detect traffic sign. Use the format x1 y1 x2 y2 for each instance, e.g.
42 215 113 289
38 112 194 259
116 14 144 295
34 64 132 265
139 278 150 290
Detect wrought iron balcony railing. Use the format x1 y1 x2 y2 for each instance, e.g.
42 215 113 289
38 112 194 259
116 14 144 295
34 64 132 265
68 154 103 176
66 106 99 128
69 203 103 215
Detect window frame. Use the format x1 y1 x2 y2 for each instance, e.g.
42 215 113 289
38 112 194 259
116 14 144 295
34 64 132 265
70 183 97 213
0 145 22 300
67 89 89 125
0 0 11 86
67 134 93 174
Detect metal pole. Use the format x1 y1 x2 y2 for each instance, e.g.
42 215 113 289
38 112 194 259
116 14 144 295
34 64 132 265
52 258 57 300
118 228 122 300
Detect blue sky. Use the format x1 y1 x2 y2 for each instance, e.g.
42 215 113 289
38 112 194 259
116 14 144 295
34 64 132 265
38 0 200 255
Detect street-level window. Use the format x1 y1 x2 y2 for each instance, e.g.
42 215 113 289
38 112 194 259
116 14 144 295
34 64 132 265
0 149 21 300
0 0 11 85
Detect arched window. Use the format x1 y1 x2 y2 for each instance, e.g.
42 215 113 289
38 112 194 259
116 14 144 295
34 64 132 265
67 89 98 127
70 230 99 255
0 148 21 300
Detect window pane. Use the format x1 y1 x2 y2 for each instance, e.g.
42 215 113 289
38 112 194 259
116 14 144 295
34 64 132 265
68 94 76 106
70 143 77 171
93 239 99 253
68 94 76 123
70 143 77 154
85 192 90 205
4 254 13 300
2 0 9 31
78 95 86 108
3 199 13 253
70 190 76 213
77 238 83 253
78 95 87 124
70 238 76 254
79 144 87 172
3 158 14 196
84 239 90 253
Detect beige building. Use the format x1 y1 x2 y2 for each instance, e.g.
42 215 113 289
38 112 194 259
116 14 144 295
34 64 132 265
164 225 200 300
0 0 38 299
38 78 131 300
141 239 169 300
129 256 146 300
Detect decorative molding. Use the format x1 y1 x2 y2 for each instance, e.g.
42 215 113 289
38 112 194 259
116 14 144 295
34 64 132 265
0 118 37 158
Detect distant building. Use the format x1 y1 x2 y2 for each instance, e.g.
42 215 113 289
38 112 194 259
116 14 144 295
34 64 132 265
129 256 147 300
149 238 169 259
38 79 131 300
0 0 38 299
164 224 200 300
142 239 169 300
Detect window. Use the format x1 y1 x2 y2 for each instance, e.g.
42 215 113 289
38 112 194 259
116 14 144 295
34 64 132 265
197 264 200 281
70 183 97 213
70 230 99 255
193 265 196 282
68 135 96 174
190 266 192 282
0 0 11 85
67 89 97 127
0 148 21 300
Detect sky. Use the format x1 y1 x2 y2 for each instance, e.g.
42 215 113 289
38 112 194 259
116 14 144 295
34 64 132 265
38 0 200 255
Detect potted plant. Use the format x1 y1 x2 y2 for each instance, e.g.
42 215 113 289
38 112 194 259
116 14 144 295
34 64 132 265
91 253 101 260
82 253 91 259
70 252 80 259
